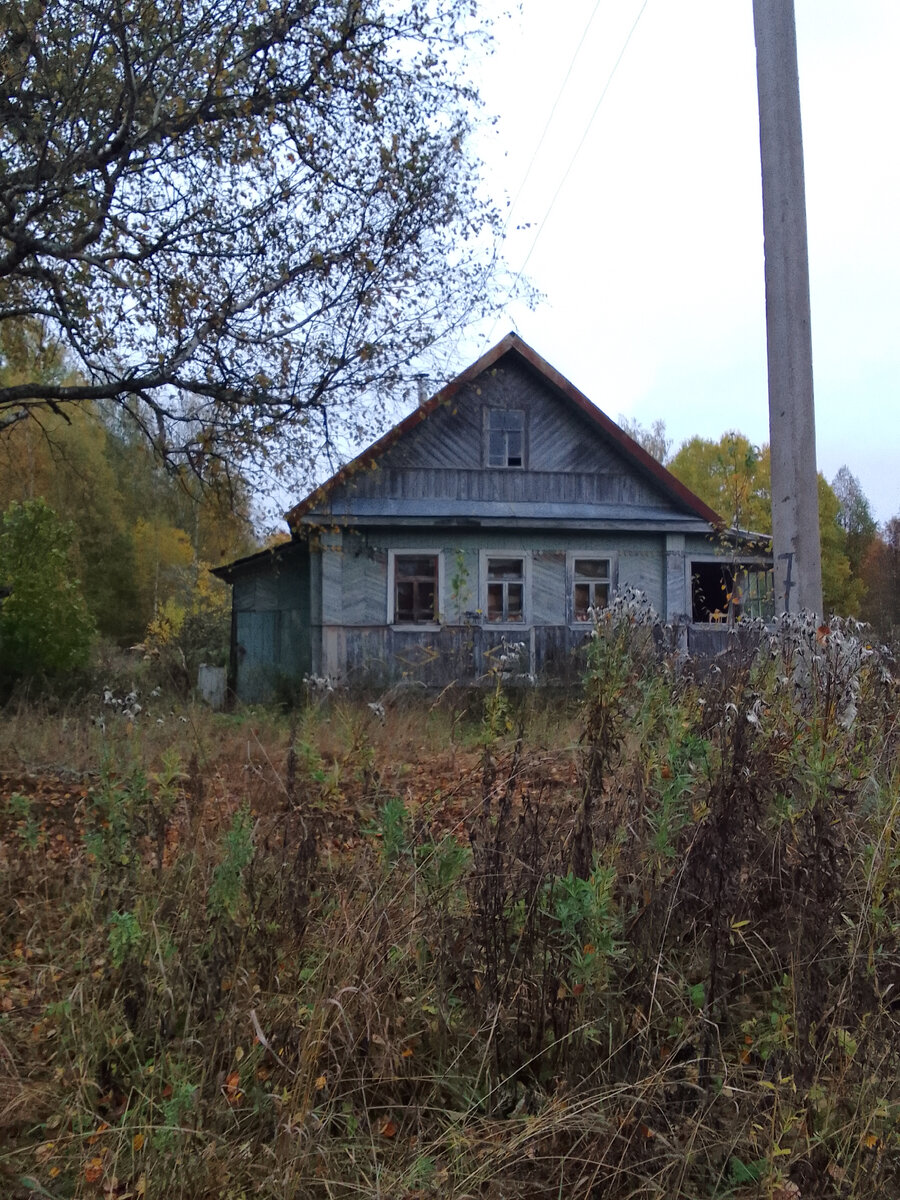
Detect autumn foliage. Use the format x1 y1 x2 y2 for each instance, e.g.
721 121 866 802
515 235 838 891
2 604 898 1198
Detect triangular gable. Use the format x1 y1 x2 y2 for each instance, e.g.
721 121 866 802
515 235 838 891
286 333 723 529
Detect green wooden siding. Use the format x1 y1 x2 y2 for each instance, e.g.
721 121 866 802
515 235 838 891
232 546 312 702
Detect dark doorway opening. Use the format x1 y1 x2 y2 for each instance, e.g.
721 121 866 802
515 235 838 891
691 561 775 623
692 562 734 623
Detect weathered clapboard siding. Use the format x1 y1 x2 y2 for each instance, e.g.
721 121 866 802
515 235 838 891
316 357 679 520
618 545 665 606
338 624 593 686
338 467 663 508
532 550 567 625
327 529 679 632
375 358 618 474
226 526 727 697
229 543 312 702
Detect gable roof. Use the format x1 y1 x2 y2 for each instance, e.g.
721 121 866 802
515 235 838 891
285 333 723 530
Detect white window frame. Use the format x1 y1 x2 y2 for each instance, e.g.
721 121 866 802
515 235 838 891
567 552 616 626
480 550 531 627
387 549 442 629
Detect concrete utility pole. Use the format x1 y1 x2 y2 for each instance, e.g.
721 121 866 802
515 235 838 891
753 0 823 616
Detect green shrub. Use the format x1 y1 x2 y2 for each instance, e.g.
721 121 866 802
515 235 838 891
0 498 95 683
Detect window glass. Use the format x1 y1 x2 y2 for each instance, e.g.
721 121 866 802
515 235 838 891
397 556 435 578
487 582 504 622
488 558 523 581
393 554 437 623
573 558 610 620
735 565 775 621
487 410 525 468
486 557 524 622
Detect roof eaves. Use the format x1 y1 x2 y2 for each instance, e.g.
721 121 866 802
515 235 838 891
210 538 299 582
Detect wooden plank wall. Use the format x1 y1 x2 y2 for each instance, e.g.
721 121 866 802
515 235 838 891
232 545 312 702
230 528 729 694
320 358 675 516
314 528 679 686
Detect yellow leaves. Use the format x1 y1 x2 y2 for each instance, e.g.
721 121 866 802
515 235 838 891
84 1155 105 1184
315 1074 327 1090
223 1070 243 1104
132 1132 145 1151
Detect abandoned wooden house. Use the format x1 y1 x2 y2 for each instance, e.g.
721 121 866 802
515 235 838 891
214 334 773 701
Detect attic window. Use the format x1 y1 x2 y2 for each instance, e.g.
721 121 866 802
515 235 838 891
487 409 525 468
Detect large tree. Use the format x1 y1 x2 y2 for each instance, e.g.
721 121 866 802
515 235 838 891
860 516 900 640
831 465 877 579
668 432 770 533
0 0 500 470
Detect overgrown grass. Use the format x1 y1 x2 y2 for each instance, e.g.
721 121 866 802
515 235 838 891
1 611 898 1198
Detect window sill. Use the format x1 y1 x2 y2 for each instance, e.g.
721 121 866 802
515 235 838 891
391 623 442 632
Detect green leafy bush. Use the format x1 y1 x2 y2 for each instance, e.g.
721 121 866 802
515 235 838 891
0 498 95 684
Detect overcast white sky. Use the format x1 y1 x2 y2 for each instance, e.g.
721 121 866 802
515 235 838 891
450 0 899 523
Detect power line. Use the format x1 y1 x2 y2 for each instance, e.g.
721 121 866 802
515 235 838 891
490 0 650 342
442 1 607 372
503 0 605 234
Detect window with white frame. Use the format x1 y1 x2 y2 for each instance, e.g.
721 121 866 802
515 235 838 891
572 558 611 621
485 556 525 623
486 409 525 468
391 553 439 624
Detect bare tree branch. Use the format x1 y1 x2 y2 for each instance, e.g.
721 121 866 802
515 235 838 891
0 0 505 471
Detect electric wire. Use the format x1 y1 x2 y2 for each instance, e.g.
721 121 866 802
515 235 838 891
488 0 650 343
440 0 608 374
503 0 605 235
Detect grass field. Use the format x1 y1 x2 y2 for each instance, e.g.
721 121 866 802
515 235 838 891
2 608 898 1198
